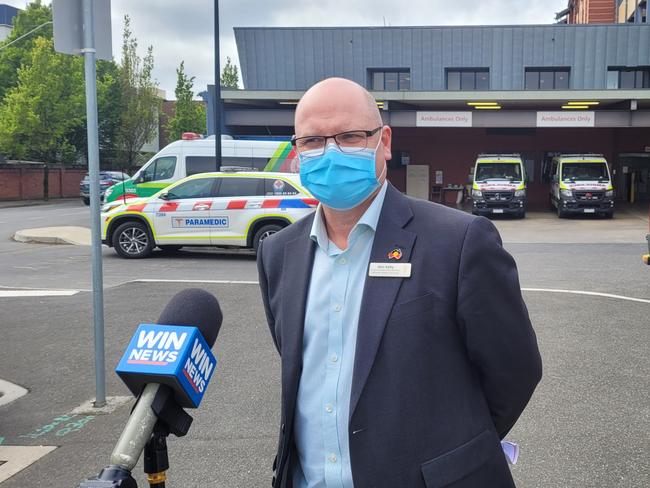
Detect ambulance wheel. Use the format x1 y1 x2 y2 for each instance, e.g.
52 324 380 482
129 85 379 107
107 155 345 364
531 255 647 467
253 224 283 253
557 206 566 219
112 221 154 259
517 210 526 219
159 245 183 253
83 197 90 205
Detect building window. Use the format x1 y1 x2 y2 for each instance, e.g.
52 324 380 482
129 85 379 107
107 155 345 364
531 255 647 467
446 69 489 90
607 68 650 89
368 69 410 90
524 68 570 90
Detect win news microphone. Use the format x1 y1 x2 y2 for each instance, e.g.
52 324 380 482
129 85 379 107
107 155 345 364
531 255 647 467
79 288 222 488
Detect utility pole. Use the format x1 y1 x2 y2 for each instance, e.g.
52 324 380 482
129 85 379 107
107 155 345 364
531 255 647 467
214 0 222 171
53 0 112 408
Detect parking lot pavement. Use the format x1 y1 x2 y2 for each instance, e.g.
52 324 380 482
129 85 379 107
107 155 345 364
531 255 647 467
0 282 648 487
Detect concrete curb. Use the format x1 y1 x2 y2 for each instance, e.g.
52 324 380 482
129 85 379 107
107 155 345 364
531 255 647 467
0 198 79 210
12 226 91 246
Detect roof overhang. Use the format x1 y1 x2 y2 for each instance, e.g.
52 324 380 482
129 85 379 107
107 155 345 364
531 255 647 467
222 89 650 111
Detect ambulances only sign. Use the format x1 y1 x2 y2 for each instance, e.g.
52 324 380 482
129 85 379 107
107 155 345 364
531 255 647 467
116 324 217 408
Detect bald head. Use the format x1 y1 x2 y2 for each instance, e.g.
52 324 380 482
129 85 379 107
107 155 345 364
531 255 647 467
295 77 382 137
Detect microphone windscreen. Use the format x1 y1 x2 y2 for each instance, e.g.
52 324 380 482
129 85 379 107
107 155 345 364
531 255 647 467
156 288 222 347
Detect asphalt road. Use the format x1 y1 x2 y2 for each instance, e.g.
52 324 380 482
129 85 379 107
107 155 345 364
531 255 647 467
0 199 648 487
0 283 648 487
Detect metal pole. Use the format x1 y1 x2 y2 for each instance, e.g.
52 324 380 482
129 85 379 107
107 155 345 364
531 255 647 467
214 0 222 171
82 0 106 408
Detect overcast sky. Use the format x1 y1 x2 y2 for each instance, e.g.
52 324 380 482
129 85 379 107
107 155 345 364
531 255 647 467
4 0 568 98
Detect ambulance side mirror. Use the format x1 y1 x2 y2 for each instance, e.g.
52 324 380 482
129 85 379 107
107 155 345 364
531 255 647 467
159 192 170 200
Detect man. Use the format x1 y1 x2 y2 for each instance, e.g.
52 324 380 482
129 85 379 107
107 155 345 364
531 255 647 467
257 77 542 488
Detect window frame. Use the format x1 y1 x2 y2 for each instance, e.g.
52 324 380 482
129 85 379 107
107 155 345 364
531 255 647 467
166 177 219 200
607 67 650 89
524 67 571 90
368 69 411 91
215 177 265 198
140 156 177 183
445 68 490 91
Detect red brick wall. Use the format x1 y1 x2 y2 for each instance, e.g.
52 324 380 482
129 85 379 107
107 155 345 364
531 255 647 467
0 165 86 201
569 0 616 24
386 127 650 206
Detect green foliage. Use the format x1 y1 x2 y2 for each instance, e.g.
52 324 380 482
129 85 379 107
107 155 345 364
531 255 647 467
0 1 53 101
220 56 239 88
114 15 161 167
0 37 84 163
166 61 206 142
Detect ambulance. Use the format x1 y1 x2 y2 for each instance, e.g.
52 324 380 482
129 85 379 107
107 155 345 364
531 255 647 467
103 133 300 204
549 154 614 218
470 154 527 218
101 171 316 258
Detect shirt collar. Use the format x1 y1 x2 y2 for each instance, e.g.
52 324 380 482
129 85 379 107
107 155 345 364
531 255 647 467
310 181 388 253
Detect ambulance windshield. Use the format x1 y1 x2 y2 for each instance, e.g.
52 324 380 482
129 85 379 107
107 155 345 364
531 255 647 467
562 162 609 182
476 163 522 182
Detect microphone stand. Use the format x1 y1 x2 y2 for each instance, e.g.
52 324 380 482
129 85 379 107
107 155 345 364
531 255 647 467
78 386 193 488
143 423 170 488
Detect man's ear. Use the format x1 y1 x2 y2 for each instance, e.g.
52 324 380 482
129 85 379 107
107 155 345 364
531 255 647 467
381 125 392 161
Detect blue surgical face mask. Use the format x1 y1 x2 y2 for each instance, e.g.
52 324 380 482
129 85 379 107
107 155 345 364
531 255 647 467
299 136 386 210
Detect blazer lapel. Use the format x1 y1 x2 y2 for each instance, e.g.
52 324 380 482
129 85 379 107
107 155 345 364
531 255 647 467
281 224 315 429
350 185 415 418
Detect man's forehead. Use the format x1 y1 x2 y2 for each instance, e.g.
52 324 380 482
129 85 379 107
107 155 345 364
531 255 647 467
295 104 375 136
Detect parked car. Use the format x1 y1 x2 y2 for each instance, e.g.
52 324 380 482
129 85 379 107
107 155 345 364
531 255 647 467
101 171 317 258
80 171 130 205
102 133 300 204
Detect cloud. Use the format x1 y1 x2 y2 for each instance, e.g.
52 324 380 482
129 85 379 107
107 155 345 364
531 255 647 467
3 0 568 97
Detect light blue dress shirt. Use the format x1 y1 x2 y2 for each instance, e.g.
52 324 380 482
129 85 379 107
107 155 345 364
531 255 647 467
293 182 388 488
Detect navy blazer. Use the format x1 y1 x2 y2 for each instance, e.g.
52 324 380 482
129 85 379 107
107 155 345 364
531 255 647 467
257 183 542 488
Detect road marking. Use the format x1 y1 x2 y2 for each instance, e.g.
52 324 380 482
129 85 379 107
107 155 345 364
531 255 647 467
25 216 46 220
522 288 650 305
0 379 28 407
132 278 260 285
0 290 79 297
0 446 57 483
13 266 37 270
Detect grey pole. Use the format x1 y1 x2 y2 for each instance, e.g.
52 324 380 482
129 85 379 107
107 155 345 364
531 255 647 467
82 0 106 408
214 0 222 171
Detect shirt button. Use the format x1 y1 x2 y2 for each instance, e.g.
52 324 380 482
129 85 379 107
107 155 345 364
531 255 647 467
338 257 347 265
333 304 342 312
325 404 333 413
330 354 338 363
328 454 337 463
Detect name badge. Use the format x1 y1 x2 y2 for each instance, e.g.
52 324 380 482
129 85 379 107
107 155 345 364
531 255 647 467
368 262 411 278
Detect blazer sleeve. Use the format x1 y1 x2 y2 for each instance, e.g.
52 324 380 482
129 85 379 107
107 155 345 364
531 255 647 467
456 216 542 438
256 238 280 354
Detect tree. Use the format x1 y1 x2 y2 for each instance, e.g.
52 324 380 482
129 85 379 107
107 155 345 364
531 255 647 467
0 37 84 163
0 1 53 101
114 15 161 168
166 61 206 141
220 56 239 88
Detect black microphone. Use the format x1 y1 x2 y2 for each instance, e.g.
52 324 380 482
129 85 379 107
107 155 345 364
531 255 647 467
79 289 222 488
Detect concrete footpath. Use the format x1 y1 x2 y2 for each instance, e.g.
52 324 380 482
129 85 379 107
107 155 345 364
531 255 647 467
12 226 91 246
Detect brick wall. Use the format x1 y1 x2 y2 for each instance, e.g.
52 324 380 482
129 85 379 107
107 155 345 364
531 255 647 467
569 0 616 24
0 164 87 201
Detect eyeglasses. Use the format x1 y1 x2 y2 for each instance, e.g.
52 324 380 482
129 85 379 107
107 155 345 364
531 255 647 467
291 127 382 157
